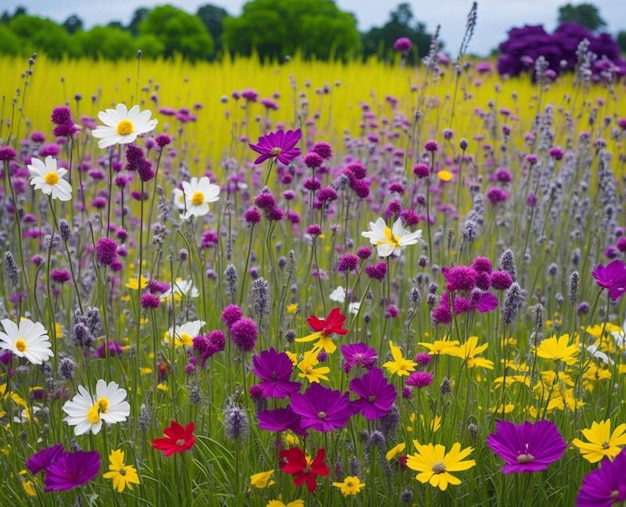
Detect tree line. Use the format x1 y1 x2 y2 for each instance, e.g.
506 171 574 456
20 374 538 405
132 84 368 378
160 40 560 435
0 1 434 62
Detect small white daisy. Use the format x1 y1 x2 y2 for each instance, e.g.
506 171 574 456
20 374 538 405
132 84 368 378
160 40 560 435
27 156 72 201
92 103 158 149
160 278 200 301
165 320 206 347
361 217 422 258
62 379 130 435
180 176 220 220
0 318 53 365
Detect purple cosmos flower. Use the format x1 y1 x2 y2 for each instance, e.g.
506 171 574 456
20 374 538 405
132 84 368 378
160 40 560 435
252 347 301 398
592 260 626 301
486 420 567 473
340 342 378 373
349 368 396 420
43 451 101 492
257 406 307 436
476 292 499 312
249 128 301 165
26 444 64 475
577 448 626 507
290 383 352 432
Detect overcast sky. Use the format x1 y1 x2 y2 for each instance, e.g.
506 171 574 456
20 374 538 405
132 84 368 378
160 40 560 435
4 0 626 55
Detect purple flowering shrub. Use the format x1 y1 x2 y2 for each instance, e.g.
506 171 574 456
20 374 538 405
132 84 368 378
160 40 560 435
497 22 626 79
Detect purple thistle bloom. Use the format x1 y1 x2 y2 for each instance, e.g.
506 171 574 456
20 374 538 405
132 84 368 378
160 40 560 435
252 347 301 398
577 449 626 507
43 451 101 492
26 444 64 475
406 371 434 388
249 128 301 165
221 304 243 328
96 237 118 266
230 317 258 352
365 261 387 281
486 420 567 474
340 343 378 373
393 37 412 52
257 406 307 436
592 259 626 301
93 340 124 358
349 368 396 420
290 383 352 432
442 266 477 292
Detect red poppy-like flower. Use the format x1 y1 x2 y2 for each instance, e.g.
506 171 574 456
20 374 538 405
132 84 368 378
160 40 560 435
249 128 301 165
151 420 196 457
279 446 329 493
307 307 348 336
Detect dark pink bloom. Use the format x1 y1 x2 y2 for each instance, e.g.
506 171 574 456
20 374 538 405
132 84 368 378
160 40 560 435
487 420 567 474
290 383 352 432
406 371 434 388
476 292 499 312
258 406 307 436
443 266 477 292
44 451 101 492
26 444 63 475
577 449 626 507
350 368 396 420
230 317 258 352
393 37 412 52
249 128 301 165
592 260 626 301
340 343 377 374
252 347 301 398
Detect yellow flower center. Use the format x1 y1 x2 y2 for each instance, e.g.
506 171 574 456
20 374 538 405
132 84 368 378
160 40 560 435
431 462 446 474
87 397 109 424
179 332 193 346
602 441 610 449
345 479 354 487
317 411 326 420
15 339 27 352
44 171 59 185
381 226 400 247
271 147 282 156
517 453 535 463
191 191 205 206
116 119 134 136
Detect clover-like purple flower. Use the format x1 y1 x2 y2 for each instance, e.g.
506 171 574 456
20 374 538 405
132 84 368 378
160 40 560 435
487 419 567 473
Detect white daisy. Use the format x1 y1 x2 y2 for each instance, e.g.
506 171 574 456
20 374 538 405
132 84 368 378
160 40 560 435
361 217 422 257
180 176 220 220
160 278 200 301
0 318 53 365
62 379 130 435
92 103 158 149
165 320 206 347
27 156 72 201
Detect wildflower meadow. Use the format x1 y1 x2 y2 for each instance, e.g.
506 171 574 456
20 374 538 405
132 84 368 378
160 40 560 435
1 27 626 507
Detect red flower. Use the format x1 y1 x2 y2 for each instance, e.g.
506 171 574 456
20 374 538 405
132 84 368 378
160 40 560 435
307 307 348 336
151 421 196 457
279 446 329 493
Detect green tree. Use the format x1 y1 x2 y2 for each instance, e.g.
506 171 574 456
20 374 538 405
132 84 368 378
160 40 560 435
127 7 149 36
196 4 229 57
557 3 606 32
222 0 360 61
0 24 25 55
138 5 214 60
9 13 76 58
75 25 143 59
617 31 626 53
62 14 83 34
361 3 433 64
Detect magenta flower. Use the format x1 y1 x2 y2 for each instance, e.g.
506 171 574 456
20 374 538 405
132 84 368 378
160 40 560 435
340 342 378 373
290 383 352 432
394 37 412 52
26 444 64 475
257 406 307 436
249 128 301 165
349 368 396 420
43 451 101 492
476 292 499 312
487 420 567 473
577 449 626 507
252 347 301 398
592 260 626 301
